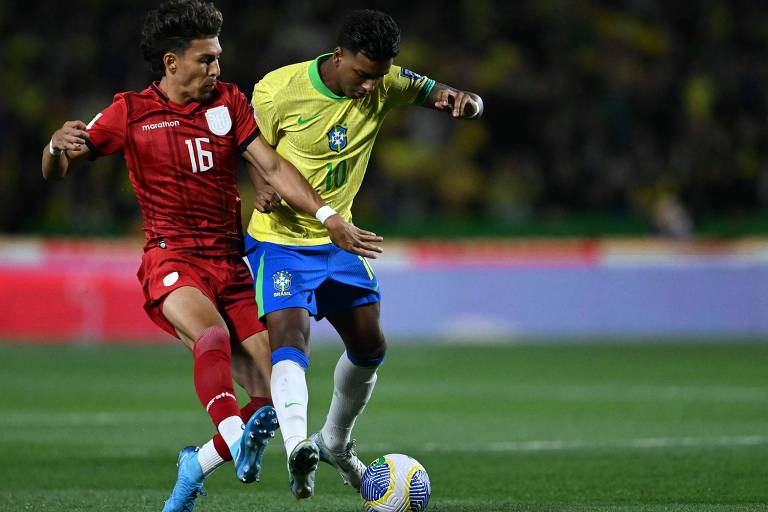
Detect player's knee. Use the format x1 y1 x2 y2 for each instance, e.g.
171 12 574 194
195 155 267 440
193 325 230 357
347 336 387 367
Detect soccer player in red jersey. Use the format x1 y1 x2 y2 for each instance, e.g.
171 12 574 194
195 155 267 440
40 1 383 510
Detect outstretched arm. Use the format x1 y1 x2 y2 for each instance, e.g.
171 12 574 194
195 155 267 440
41 121 91 180
425 81 484 120
243 136 383 258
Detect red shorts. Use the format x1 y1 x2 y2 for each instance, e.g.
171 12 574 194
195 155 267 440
137 247 266 342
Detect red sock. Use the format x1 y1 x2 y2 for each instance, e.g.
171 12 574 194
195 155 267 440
193 326 240 427
213 396 274 461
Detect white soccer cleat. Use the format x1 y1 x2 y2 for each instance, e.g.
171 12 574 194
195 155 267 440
311 431 366 490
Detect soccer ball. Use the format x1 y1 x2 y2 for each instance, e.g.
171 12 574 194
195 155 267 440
360 453 431 512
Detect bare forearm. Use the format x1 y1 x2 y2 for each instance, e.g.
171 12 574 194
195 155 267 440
246 160 269 191
261 157 324 215
41 147 69 180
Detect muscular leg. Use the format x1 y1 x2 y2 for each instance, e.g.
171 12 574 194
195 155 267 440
321 302 386 451
161 317 277 511
232 330 272 397
327 302 386 362
162 286 243 457
163 286 229 347
260 307 321 498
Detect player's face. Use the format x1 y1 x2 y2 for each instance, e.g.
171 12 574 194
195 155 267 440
171 37 222 101
335 49 392 99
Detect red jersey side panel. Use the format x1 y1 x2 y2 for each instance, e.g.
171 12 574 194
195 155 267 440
85 81 259 256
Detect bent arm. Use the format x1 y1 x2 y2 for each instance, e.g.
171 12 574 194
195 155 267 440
425 81 484 119
242 135 384 258
41 121 91 180
243 135 325 215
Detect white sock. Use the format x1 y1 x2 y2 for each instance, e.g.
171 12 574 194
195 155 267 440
272 359 309 458
320 352 378 452
218 415 245 459
197 439 226 476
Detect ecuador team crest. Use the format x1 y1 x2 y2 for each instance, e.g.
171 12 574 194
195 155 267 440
205 105 232 136
327 125 348 152
273 271 292 297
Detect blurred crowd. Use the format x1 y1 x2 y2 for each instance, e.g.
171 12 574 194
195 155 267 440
1 0 767 238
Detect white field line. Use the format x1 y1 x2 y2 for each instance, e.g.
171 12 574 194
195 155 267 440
2 413 767 455
381 383 768 403
367 435 768 454
504 384 768 403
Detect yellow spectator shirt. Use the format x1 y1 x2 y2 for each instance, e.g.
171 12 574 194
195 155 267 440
247 54 435 245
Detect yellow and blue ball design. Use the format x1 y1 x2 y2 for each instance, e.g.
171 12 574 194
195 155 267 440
361 454 431 512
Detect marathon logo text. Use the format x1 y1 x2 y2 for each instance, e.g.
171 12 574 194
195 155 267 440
141 120 180 131
205 391 237 412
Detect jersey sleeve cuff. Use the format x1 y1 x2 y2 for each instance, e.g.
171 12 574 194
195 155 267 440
238 128 260 153
414 79 436 106
85 139 100 161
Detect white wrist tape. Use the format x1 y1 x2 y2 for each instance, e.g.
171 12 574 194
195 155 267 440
315 205 337 225
49 139 62 156
467 95 484 119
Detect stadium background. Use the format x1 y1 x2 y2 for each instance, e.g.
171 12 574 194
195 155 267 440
1 1 767 511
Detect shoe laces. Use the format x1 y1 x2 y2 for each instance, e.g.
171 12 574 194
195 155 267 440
337 440 365 469
180 488 206 512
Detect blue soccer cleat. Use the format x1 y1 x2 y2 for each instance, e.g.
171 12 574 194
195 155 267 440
235 405 278 483
162 446 206 512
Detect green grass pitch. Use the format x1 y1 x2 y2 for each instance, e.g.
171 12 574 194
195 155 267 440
0 341 766 511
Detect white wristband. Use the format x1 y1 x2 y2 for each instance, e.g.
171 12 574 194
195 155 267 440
467 95 484 119
315 205 337 225
49 139 62 156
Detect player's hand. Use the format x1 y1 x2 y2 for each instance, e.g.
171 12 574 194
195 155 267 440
253 184 282 213
51 121 89 152
324 214 384 259
434 90 479 118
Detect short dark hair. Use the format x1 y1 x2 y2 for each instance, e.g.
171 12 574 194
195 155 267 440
337 9 400 61
140 0 223 74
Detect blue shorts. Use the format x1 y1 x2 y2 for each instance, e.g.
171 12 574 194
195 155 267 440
244 235 381 320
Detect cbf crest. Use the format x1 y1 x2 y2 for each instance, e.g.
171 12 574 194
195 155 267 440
205 105 232 136
327 125 348 152
273 270 292 297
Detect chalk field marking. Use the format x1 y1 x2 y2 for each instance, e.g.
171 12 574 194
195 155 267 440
367 435 768 454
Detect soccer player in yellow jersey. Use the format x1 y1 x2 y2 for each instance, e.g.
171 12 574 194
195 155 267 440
245 9 483 499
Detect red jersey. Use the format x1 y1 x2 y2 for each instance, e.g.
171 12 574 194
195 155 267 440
85 81 259 256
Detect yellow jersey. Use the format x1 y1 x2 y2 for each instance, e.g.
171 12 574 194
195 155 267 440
247 53 435 245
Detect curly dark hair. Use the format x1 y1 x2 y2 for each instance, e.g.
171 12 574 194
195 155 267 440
140 0 223 74
337 9 400 61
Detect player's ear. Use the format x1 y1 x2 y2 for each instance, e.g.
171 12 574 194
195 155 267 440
163 52 177 74
332 47 343 66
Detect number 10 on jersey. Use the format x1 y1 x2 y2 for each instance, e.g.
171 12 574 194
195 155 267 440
185 137 213 173
325 160 348 191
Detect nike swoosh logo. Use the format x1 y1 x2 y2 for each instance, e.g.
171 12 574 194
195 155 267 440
297 114 321 126
284 402 303 408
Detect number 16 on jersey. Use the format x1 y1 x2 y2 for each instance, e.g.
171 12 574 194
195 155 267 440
185 137 213 173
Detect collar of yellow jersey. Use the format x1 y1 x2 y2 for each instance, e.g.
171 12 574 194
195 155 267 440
309 53 348 102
